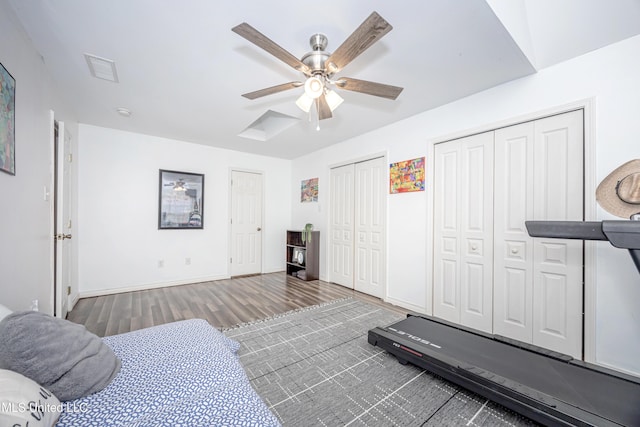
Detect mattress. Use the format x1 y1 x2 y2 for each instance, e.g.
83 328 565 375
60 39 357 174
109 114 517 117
56 319 280 426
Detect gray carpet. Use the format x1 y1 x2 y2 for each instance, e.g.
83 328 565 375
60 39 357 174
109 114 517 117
224 298 540 426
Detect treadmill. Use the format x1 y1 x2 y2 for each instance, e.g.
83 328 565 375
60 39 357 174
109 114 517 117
369 220 640 426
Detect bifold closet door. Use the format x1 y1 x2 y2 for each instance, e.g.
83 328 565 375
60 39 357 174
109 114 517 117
494 110 583 358
493 121 536 343
330 164 355 288
354 157 385 298
531 111 583 357
433 132 494 332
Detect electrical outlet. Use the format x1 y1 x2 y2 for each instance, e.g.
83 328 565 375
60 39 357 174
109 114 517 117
31 299 39 311
185 257 191 266
158 260 164 268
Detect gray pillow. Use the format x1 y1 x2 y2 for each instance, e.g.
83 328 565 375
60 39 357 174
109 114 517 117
0 311 121 401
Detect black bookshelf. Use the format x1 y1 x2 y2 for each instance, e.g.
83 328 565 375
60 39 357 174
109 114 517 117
285 230 319 281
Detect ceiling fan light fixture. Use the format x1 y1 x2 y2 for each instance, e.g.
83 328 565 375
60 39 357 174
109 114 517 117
325 89 344 112
304 76 324 99
295 92 314 113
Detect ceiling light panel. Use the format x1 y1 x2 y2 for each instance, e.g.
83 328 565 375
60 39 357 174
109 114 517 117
84 53 119 82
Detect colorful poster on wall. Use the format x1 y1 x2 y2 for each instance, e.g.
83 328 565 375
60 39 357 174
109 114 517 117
301 178 319 202
389 157 425 194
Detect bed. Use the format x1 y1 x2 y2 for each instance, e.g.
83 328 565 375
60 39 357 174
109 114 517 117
0 310 280 427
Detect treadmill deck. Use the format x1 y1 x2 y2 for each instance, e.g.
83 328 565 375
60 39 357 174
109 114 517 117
369 315 640 426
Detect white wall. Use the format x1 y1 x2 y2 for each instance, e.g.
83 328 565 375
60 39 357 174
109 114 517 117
292 35 640 375
77 125 291 296
0 4 77 315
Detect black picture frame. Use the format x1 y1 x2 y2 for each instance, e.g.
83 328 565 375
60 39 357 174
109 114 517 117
158 169 204 229
0 61 16 176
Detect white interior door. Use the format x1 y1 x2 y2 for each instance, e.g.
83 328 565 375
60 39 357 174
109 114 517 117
354 157 385 298
433 142 461 323
494 110 583 357
459 133 494 332
531 111 583 356
329 164 354 288
435 110 584 357
434 132 494 332
493 121 535 343
53 120 72 319
230 170 263 276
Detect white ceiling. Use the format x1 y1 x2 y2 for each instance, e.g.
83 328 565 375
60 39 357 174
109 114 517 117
7 0 640 159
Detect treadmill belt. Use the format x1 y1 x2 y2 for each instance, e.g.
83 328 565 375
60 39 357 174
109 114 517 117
369 315 640 426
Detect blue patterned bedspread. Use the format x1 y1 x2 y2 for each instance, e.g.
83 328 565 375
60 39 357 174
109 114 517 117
56 319 280 426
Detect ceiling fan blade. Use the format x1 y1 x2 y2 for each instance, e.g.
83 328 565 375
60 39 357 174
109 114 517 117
241 82 303 100
325 12 392 74
317 94 332 120
232 23 310 75
335 77 403 100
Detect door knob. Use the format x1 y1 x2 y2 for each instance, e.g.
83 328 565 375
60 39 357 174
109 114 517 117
257 227 262 231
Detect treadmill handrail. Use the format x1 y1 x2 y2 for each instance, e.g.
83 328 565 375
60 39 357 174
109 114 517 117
525 221 606 240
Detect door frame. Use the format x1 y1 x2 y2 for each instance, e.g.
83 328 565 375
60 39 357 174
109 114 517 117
425 98 596 362
327 152 388 299
228 168 265 277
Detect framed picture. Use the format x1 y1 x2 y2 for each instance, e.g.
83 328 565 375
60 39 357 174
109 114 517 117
390 157 425 194
301 177 318 202
158 169 204 229
0 61 16 175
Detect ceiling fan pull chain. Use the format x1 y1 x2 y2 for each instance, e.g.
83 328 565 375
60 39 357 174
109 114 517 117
315 99 320 131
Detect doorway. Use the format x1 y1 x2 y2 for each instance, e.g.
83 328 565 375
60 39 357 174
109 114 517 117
51 114 73 318
230 170 264 277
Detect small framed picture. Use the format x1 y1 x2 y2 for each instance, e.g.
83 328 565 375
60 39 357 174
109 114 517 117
0 61 16 176
292 248 305 265
158 169 204 229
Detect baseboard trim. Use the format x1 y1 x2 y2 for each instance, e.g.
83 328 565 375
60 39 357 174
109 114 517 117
68 294 79 312
384 296 426 314
78 274 230 299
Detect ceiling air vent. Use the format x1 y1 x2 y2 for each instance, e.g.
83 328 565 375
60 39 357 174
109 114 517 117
84 53 119 82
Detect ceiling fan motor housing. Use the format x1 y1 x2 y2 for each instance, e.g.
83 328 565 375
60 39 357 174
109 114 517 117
301 33 331 75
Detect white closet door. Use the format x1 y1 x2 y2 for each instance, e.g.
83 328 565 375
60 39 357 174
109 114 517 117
434 132 494 331
354 157 385 298
329 164 355 288
494 122 536 343
494 111 583 357
434 142 461 323
531 111 584 356
460 132 494 332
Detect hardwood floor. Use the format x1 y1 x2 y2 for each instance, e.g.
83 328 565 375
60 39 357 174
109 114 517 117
67 273 409 337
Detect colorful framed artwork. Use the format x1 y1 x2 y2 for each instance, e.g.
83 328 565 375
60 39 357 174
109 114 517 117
158 169 204 229
0 61 16 175
390 157 425 194
301 178 318 202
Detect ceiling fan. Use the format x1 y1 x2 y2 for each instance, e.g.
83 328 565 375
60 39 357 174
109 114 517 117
232 11 403 122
